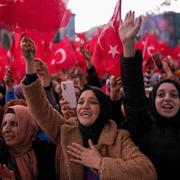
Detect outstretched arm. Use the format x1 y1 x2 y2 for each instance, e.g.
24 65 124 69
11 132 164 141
119 11 151 136
80 45 102 88
119 11 141 57
20 36 63 144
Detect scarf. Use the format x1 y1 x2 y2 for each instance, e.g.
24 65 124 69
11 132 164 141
2 105 38 180
149 79 180 128
78 85 113 147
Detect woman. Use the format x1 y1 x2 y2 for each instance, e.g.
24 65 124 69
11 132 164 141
0 105 57 180
0 105 38 180
119 11 180 180
20 36 157 180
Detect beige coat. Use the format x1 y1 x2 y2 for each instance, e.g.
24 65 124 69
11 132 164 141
22 79 157 180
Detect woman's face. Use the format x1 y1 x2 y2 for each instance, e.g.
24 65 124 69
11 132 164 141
1 113 19 147
77 90 100 127
155 82 180 118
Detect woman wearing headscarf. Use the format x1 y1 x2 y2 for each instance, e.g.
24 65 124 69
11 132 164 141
20 36 157 180
0 105 38 180
119 11 180 180
0 105 57 180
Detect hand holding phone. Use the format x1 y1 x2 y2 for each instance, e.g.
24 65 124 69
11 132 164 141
61 80 77 108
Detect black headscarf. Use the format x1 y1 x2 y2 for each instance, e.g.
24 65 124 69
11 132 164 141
78 85 113 147
149 78 180 127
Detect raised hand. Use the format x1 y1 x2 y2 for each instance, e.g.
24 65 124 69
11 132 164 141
20 36 36 61
34 58 50 87
20 36 36 74
0 164 16 180
162 60 177 81
4 68 14 91
109 75 122 101
80 45 93 69
67 139 102 170
118 11 142 57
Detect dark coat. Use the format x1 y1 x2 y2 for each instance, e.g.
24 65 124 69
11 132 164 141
121 51 180 180
0 139 57 180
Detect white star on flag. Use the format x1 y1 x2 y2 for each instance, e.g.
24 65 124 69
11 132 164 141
108 45 120 58
51 59 56 65
14 0 24 3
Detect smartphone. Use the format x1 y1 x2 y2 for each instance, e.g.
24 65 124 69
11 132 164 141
61 80 77 108
152 53 163 70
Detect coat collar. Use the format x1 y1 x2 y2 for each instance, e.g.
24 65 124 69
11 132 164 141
98 120 118 146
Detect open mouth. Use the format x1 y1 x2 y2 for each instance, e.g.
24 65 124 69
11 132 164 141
80 111 91 118
161 104 173 110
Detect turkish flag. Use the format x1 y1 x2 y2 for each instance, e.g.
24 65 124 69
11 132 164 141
173 46 180 61
0 47 9 81
136 33 158 62
92 0 122 77
157 40 178 60
70 39 86 72
0 31 26 83
71 32 100 73
50 37 76 73
0 0 68 32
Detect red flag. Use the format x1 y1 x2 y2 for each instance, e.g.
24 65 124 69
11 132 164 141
71 32 100 73
60 9 72 28
157 40 177 60
70 38 86 72
0 47 9 81
136 33 158 62
92 0 122 77
173 46 180 61
50 37 76 73
0 0 68 31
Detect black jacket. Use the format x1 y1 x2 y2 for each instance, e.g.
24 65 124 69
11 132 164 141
0 139 57 180
121 51 180 180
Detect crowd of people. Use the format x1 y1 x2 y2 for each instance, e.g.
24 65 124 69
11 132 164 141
0 10 179 180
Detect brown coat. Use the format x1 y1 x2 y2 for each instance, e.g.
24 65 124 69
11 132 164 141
22 79 157 180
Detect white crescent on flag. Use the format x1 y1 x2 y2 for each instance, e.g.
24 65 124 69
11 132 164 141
55 48 67 64
147 46 155 57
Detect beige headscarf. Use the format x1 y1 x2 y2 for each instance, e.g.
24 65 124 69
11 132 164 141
2 105 38 180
